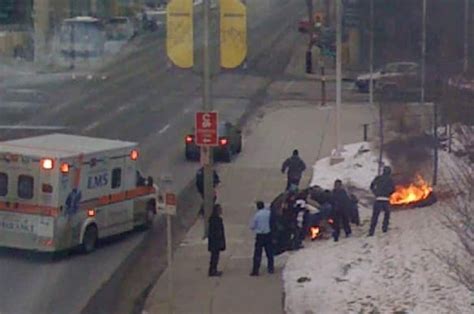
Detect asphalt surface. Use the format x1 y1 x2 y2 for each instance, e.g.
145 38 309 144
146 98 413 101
0 1 309 314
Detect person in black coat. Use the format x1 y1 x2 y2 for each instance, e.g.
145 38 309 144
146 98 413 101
331 179 352 242
281 149 307 190
208 204 226 277
368 166 396 236
196 167 220 216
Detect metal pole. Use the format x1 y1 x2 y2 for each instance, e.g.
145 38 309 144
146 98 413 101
160 175 174 314
378 101 384 174
369 0 374 107
464 0 469 73
335 0 342 154
202 0 214 238
433 101 438 186
321 61 326 106
166 213 173 313
421 0 426 106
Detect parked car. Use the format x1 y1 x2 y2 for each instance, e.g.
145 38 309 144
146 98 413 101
185 121 242 162
375 62 442 101
105 16 136 41
355 62 419 93
446 72 474 95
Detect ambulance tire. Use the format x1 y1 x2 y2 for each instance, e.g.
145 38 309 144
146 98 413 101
82 224 98 254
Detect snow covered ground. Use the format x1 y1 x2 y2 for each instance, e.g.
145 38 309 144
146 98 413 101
310 142 387 191
284 142 473 314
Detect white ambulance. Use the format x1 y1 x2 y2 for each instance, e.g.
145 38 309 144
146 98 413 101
0 134 158 253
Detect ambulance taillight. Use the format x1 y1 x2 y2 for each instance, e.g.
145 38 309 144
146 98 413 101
130 149 139 161
41 158 54 170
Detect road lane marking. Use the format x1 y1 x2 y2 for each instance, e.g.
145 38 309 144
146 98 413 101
183 107 192 114
158 124 170 134
84 121 100 131
116 105 127 113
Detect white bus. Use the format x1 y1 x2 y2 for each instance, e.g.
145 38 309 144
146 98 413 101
0 134 158 253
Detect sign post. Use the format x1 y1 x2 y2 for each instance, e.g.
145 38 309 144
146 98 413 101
195 111 219 147
195 111 218 238
158 175 175 313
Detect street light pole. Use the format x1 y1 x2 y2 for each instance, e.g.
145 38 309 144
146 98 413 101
464 0 469 73
202 0 214 238
421 0 426 106
333 0 343 158
369 0 374 107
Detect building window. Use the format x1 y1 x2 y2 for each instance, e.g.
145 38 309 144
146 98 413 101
111 168 121 189
18 175 34 199
0 173 8 196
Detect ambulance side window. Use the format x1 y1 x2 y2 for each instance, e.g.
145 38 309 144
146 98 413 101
18 175 34 199
112 168 122 189
0 173 8 196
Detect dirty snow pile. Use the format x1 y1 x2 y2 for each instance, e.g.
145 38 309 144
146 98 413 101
310 142 387 190
284 142 473 314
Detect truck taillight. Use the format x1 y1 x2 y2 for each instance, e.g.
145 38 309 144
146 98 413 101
87 209 96 217
41 158 54 170
219 138 228 146
60 163 70 173
130 149 139 161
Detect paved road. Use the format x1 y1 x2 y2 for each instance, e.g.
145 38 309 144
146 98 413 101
0 1 307 314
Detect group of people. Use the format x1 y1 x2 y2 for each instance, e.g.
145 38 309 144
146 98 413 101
196 149 396 277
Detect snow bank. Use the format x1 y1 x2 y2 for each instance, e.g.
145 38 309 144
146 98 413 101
284 142 473 314
310 142 387 190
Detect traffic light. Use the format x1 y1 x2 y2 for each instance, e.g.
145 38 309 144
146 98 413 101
314 12 324 28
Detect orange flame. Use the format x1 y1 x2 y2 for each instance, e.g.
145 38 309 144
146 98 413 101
310 227 320 240
390 175 433 206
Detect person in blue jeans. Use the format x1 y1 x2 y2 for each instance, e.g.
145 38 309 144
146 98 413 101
250 201 274 276
369 166 396 236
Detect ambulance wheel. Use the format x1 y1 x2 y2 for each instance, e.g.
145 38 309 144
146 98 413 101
82 224 98 254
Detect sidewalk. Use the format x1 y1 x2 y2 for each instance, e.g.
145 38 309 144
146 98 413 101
144 96 375 314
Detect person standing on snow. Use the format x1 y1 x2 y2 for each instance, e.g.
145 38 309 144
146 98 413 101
368 166 396 236
281 149 307 191
250 201 274 276
331 179 352 242
208 204 226 277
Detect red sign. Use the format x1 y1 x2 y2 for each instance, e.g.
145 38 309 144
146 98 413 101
165 193 177 206
195 111 218 146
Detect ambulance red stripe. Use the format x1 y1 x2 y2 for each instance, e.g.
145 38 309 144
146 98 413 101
0 186 156 217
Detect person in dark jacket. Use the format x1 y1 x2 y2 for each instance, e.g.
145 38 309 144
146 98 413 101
349 193 360 226
208 204 226 277
196 167 220 216
281 149 307 190
331 179 352 242
368 166 396 236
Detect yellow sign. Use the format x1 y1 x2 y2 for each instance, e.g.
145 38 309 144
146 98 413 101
220 0 247 69
167 0 194 68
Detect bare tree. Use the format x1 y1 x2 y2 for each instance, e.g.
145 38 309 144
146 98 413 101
435 127 474 292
